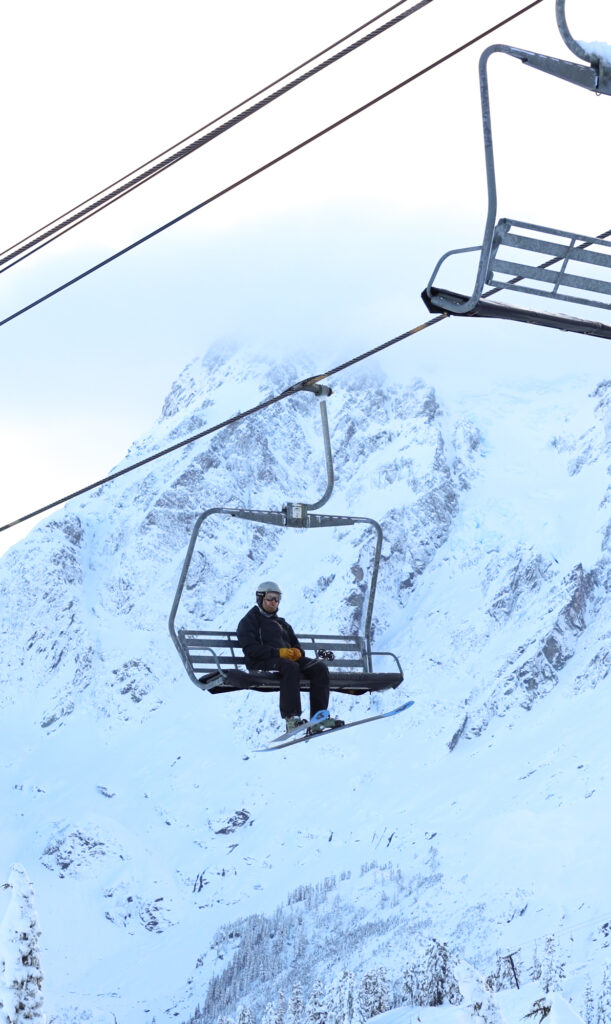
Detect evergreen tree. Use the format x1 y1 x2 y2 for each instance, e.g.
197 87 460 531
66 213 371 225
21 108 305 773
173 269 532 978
530 945 542 983
583 979 595 1024
356 967 391 1021
261 1002 277 1024
401 960 425 1007
596 964 611 1024
540 937 565 994
422 940 461 1006
0 864 45 1024
306 979 328 1024
274 991 287 1024
286 983 304 1024
328 970 356 1024
235 1005 255 1024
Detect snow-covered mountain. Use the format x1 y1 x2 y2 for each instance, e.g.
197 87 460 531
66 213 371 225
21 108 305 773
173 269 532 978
1 338 611 1024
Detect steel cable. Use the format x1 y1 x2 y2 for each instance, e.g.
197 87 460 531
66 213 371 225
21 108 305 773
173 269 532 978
0 312 447 535
0 0 434 275
0 0 546 331
0 0 549 535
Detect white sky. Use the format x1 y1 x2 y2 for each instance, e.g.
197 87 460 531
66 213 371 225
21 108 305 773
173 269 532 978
1 0 611 556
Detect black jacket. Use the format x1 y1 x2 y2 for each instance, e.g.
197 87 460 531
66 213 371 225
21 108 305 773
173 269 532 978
236 605 303 669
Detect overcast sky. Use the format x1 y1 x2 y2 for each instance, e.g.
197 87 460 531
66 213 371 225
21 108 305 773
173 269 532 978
1 0 611 555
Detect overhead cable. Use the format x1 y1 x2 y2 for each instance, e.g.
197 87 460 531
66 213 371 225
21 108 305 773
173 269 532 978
0 311 448 535
8 181 609 533
0 0 546 331
0 0 434 275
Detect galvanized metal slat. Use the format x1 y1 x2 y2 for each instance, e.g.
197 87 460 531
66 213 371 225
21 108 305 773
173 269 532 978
181 632 363 652
185 640 240 650
490 259 611 298
182 630 362 645
496 230 611 269
184 637 368 673
188 652 367 668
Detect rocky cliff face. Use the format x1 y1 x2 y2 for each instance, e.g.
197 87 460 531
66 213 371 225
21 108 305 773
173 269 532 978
442 379 611 744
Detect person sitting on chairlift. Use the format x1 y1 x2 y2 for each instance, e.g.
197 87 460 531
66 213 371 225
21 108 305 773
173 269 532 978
237 581 330 731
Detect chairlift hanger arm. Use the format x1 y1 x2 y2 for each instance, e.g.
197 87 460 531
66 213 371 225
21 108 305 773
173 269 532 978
306 394 335 512
481 42 604 96
274 380 335 512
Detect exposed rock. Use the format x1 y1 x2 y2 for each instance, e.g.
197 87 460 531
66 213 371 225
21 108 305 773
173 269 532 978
41 826 126 878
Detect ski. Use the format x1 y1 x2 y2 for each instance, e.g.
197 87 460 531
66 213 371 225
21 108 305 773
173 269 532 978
257 700 414 751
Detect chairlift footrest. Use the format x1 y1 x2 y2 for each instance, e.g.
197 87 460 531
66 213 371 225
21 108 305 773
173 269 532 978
422 287 611 340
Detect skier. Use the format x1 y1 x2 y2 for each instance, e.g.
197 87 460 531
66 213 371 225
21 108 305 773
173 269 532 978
236 581 330 731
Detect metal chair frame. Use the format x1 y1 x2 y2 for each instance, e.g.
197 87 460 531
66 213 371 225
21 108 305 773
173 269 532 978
168 383 404 694
424 0 611 337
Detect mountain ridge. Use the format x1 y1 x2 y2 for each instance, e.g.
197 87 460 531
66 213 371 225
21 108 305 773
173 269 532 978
1 341 611 1023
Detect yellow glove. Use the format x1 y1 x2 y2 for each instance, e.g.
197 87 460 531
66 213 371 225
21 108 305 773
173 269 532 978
279 647 302 661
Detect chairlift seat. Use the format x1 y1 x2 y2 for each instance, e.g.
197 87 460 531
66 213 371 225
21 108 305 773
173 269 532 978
424 21 611 339
177 629 403 695
424 220 611 339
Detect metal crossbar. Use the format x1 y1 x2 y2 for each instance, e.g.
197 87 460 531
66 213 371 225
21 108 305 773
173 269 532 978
488 220 611 310
179 629 369 673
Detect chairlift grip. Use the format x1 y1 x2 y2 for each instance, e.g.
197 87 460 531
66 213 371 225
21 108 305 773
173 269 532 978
299 382 333 398
555 0 611 87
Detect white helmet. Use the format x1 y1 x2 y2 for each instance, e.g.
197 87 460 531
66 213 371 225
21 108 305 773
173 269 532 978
256 581 282 606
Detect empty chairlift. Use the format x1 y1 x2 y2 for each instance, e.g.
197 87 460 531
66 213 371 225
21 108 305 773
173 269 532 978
423 0 611 339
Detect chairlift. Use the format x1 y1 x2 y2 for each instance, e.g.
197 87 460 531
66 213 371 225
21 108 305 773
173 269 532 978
422 0 611 339
168 383 403 697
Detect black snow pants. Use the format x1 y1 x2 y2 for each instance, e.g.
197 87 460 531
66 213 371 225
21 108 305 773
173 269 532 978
262 657 330 720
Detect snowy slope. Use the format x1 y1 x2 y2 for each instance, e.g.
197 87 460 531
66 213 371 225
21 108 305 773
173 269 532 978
1 337 610 1024
373 984 586 1023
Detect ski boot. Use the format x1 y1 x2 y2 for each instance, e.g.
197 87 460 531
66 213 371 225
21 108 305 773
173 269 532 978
285 715 307 734
308 710 344 735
